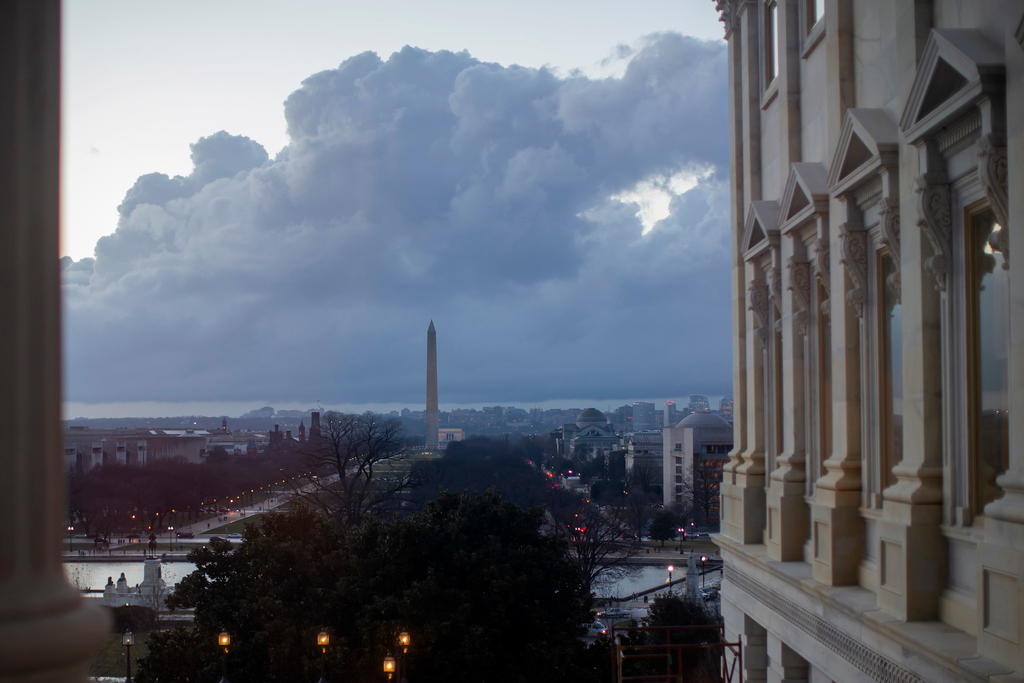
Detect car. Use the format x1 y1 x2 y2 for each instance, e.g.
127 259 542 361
597 608 631 620
209 536 225 542
700 588 719 601
585 621 608 637
226 532 242 539
175 530 195 539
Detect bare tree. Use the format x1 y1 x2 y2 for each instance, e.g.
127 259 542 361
691 459 725 528
302 412 412 524
548 490 640 591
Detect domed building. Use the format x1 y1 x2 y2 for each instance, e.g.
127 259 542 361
552 408 620 461
663 411 732 528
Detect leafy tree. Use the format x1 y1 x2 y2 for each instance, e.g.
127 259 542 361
606 451 626 482
644 595 721 681
649 508 679 546
140 493 596 683
410 436 551 509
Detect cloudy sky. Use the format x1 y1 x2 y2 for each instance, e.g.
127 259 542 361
62 1 731 416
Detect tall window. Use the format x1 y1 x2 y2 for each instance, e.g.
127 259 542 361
968 207 1009 511
807 0 825 29
879 253 902 490
765 0 779 84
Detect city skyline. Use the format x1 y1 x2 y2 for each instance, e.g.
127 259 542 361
63 394 731 421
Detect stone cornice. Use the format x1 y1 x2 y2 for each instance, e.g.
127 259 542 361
724 562 924 682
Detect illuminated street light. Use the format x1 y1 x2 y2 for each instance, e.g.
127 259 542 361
217 631 231 683
122 631 134 683
397 631 411 682
316 628 330 683
383 654 396 680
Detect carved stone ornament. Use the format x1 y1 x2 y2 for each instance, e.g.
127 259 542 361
788 256 812 336
769 265 783 315
714 0 740 37
878 198 901 297
814 236 830 297
748 279 770 342
839 223 868 317
916 174 952 292
977 134 1009 268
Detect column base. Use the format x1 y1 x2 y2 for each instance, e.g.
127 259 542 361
876 501 944 621
810 495 862 586
766 483 809 562
0 577 111 681
977 516 1024 675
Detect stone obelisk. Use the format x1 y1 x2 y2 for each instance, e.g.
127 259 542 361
425 320 439 448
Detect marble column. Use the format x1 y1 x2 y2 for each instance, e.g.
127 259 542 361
0 2 110 680
876 141 944 622
766 241 810 562
720 0 757 544
733 265 768 544
767 633 810 683
742 616 769 683
810 200 864 586
977 16 1024 673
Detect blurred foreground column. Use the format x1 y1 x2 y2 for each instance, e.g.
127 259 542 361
0 2 110 680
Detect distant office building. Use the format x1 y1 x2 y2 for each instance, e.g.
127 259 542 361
687 394 710 412
63 427 210 472
662 412 732 527
626 429 664 487
718 397 734 420
609 404 633 430
631 401 657 430
663 400 679 427
438 427 465 449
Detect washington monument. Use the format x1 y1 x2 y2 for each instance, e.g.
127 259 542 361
425 320 439 448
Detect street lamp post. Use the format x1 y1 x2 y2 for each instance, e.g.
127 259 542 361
700 555 708 589
397 631 411 683
316 628 330 683
66 525 74 553
217 631 231 683
383 654 396 681
122 630 134 683
168 526 174 551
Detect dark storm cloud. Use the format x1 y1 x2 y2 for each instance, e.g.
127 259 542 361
63 33 731 405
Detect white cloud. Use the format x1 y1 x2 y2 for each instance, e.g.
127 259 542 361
63 33 731 405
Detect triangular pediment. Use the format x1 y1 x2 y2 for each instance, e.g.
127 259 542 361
900 29 1004 141
743 200 780 258
840 133 872 178
827 109 899 192
779 162 829 226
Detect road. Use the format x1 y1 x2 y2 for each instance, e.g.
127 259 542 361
64 475 336 559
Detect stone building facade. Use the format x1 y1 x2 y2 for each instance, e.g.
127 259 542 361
713 1 1024 680
663 411 732 527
